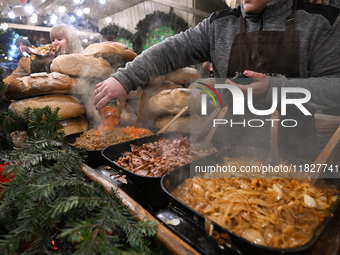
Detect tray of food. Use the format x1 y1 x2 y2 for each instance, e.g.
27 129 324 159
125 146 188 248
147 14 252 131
160 147 340 255
101 131 229 207
29 44 60 56
64 126 157 167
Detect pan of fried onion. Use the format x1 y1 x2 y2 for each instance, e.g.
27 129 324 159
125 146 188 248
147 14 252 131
161 146 340 255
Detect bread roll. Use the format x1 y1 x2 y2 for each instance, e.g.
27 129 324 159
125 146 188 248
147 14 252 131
155 114 202 132
147 88 202 115
142 80 182 98
5 72 79 100
9 94 86 120
81 42 137 69
50 54 114 79
165 67 200 86
58 117 89 135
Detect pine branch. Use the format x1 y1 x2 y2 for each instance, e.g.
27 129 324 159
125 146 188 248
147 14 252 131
51 196 105 218
105 191 158 253
87 201 111 253
0 107 159 254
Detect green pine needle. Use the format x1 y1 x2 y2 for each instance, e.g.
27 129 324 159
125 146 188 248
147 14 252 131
0 106 159 254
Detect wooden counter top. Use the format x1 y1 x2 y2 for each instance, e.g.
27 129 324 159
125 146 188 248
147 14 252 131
81 162 340 255
80 163 200 255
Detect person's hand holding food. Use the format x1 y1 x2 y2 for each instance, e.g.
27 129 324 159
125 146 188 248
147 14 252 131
30 44 60 66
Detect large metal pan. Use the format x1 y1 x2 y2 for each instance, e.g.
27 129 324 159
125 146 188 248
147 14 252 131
63 126 160 168
160 146 340 255
101 131 229 207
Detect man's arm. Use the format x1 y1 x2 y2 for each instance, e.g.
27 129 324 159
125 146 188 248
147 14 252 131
112 18 212 93
94 18 212 110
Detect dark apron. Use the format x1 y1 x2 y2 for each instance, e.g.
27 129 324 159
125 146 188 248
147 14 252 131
223 3 317 161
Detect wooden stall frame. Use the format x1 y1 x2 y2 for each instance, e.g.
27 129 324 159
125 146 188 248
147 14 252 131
80 163 200 255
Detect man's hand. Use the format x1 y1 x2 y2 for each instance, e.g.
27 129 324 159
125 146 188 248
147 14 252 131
93 77 128 110
225 70 270 98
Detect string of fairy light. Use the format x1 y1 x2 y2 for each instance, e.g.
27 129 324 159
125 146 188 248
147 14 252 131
4 0 113 25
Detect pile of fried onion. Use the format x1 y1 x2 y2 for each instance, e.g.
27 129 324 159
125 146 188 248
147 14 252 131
173 160 339 248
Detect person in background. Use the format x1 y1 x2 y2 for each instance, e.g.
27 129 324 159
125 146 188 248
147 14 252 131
94 0 340 161
3 36 32 85
30 24 84 73
15 36 32 59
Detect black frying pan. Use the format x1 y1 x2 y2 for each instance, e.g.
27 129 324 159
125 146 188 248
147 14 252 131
101 131 230 207
161 146 340 255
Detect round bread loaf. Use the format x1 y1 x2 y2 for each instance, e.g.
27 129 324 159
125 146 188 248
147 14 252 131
188 77 216 89
9 94 86 120
148 75 165 84
147 88 201 115
81 42 137 69
155 114 202 132
142 80 182 98
50 54 114 79
5 72 79 100
58 117 89 135
165 67 200 86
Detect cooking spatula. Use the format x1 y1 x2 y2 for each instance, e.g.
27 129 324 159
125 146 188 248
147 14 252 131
268 110 280 166
201 106 229 148
191 107 221 144
157 106 189 134
134 91 146 128
311 124 340 184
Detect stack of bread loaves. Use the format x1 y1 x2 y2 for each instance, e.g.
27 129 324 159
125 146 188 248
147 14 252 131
126 66 216 132
5 42 137 135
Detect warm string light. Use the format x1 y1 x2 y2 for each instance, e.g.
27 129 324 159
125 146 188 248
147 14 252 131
4 0 101 38
76 9 83 16
83 7 90 14
8 7 16 19
1 23 8 30
58 6 66 13
105 16 112 24
50 13 57 24
30 13 37 23
24 0 34 14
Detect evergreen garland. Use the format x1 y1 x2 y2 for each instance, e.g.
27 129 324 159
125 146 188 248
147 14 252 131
100 24 135 42
100 24 136 50
0 107 158 254
133 8 188 54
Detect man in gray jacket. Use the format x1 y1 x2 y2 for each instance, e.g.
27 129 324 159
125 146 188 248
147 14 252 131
94 0 340 161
